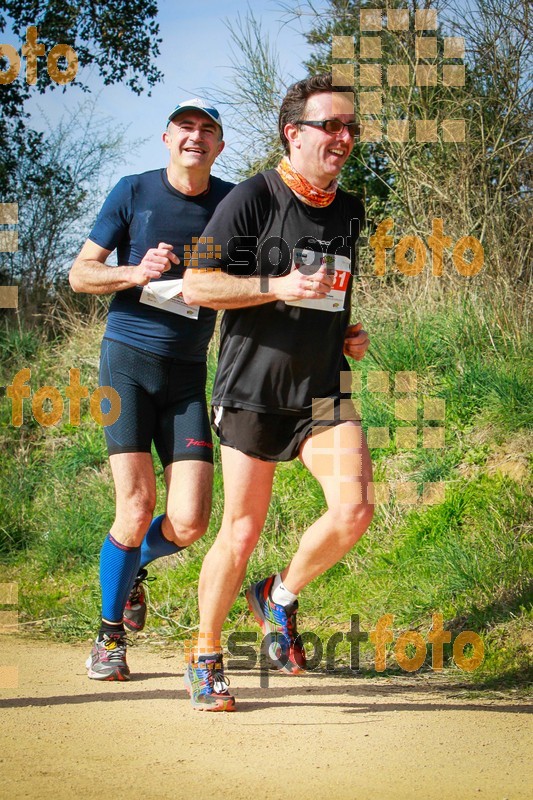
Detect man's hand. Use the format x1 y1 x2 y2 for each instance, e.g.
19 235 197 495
130 242 179 286
343 322 369 360
272 265 334 303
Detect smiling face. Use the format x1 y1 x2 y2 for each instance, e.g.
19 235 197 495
284 92 356 188
163 110 224 173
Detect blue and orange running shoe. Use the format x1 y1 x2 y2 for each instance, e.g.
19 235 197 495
184 653 235 712
246 575 306 674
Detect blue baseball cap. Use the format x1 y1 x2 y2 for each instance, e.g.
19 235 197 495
167 98 223 133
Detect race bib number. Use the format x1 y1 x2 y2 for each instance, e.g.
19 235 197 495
285 249 350 312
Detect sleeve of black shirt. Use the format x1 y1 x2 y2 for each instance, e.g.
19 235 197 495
192 173 272 276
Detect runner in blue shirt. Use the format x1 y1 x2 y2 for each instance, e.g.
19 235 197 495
69 98 233 680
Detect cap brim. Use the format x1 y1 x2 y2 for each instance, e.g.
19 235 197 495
167 106 222 131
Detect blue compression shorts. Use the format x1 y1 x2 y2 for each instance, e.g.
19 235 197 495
99 338 213 468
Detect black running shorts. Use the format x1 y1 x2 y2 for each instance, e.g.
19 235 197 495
99 338 213 467
211 403 360 463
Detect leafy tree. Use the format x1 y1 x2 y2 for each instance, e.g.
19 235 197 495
0 1 162 197
204 5 391 211
284 0 532 285
0 98 135 315
201 12 287 181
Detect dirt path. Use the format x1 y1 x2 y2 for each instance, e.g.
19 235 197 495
0 636 531 800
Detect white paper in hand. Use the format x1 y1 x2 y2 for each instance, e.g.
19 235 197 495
139 278 200 319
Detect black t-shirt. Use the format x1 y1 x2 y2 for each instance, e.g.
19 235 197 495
195 170 364 414
89 169 234 360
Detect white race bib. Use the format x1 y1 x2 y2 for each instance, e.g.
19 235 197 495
285 249 350 312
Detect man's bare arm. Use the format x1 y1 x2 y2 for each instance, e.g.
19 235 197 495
343 322 370 361
182 265 334 310
69 239 178 295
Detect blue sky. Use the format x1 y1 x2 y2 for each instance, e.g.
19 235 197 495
14 1 321 184
6 0 471 188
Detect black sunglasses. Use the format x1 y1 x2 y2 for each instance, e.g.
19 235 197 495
295 119 360 137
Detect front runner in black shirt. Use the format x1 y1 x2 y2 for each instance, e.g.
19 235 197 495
182 75 374 711
69 99 233 681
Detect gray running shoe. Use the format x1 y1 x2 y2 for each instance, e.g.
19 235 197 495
86 633 130 681
124 568 154 632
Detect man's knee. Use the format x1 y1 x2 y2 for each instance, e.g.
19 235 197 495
221 515 262 566
115 498 155 539
165 508 209 547
330 497 374 545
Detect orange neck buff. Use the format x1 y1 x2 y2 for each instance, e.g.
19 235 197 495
276 156 338 208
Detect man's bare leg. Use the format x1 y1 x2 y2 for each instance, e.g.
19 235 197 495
88 452 156 677
109 452 157 546
163 459 213 547
116 457 213 634
242 423 373 675
196 446 276 650
280 422 373 594
126 459 213 570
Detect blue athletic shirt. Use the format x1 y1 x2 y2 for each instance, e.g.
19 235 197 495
89 168 234 360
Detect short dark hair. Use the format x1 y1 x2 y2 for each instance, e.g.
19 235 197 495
278 74 354 154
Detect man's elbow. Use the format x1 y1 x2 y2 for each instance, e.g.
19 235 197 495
181 285 197 305
69 264 83 293
182 273 216 308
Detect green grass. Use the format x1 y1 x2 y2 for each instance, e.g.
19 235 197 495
0 289 531 689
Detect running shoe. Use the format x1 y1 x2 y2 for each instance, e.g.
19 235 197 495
124 568 154 632
86 632 131 681
184 653 235 712
246 575 306 674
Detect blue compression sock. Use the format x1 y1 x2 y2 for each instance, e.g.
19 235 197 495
99 533 141 624
139 514 183 568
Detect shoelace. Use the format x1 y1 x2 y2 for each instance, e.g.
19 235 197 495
285 609 298 639
286 612 305 658
213 663 230 694
102 635 131 660
129 574 156 603
198 658 230 694
271 600 299 643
